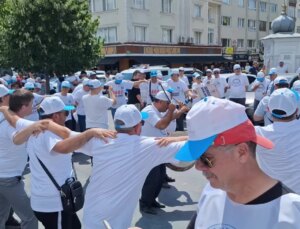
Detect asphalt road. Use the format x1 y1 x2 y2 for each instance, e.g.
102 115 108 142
19 111 208 229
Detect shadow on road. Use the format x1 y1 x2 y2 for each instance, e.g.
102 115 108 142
72 152 91 165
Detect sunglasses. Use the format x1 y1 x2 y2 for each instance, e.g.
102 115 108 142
200 155 214 168
234 68 241 70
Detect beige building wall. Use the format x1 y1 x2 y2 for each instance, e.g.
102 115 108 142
91 0 296 51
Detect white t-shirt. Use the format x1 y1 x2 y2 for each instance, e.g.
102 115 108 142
212 77 228 98
82 94 113 129
252 78 270 101
26 131 74 212
106 81 133 109
77 134 185 229
179 75 189 86
195 184 300 229
255 120 300 194
266 81 275 96
139 82 149 104
54 93 75 121
227 74 249 98
202 76 214 86
277 65 288 74
0 116 32 177
254 96 273 126
167 79 189 104
192 82 203 105
72 83 83 95
141 104 174 137
73 88 89 116
24 93 44 121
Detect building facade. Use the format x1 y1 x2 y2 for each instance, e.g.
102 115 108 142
91 0 297 70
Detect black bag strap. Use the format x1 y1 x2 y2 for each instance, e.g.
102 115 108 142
36 155 61 191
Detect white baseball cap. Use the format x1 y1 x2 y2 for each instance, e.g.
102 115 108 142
175 97 273 161
179 67 185 71
115 73 124 81
257 71 265 79
274 76 288 85
269 68 277 75
0 78 8 86
114 104 149 129
0 85 14 98
155 91 171 102
35 82 42 89
268 88 298 119
213 68 220 73
82 78 90 86
292 80 300 92
88 79 102 89
24 82 35 90
206 69 212 73
233 64 241 70
171 69 179 75
26 78 35 83
39 97 75 116
61 81 71 88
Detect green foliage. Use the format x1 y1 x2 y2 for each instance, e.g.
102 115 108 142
0 0 102 74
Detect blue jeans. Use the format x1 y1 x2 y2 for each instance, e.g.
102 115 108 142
77 115 86 132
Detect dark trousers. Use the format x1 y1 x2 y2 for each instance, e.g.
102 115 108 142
34 211 81 229
229 98 246 106
176 113 185 131
140 164 164 207
77 115 86 132
253 99 260 112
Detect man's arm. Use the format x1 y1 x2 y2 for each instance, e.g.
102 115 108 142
155 104 176 130
0 106 19 127
172 104 189 120
133 79 147 88
155 136 188 147
108 87 116 105
53 128 117 154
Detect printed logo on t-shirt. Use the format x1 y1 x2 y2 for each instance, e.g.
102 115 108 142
208 224 236 229
232 78 241 87
113 90 124 97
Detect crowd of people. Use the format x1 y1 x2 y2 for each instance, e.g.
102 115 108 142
1 61 300 229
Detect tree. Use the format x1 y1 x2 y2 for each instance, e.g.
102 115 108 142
0 0 102 76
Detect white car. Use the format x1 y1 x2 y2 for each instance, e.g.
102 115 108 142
121 65 171 81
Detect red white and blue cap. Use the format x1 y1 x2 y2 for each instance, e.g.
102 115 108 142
176 97 273 161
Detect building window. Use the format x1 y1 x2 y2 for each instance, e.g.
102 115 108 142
208 8 215 23
238 0 244 7
288 6 295 18
259 21 267 31
248 39 256 48
270 3 277 13
248 19 256 31
133 0 145 9
194 4 202 18
134 26 146 42
238 18 245 28
99 26 117 43
259 2 266 12
194 32 201 45
221 16 231 26
102 0 116 11
297 9 300 18
297 26 300 33
237 39 244 48
162 28 172 43
248 0 256 10
162 0 171 13
221 38 231 47
208 28 214 45
222 0 230 4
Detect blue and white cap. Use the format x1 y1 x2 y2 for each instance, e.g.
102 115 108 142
39 97 75 116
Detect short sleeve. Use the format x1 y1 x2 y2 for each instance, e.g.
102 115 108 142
16 118 34 131
145 110 161 127
103 97 113 109
124 81 134 90
254 97 268 117
44 131 63 153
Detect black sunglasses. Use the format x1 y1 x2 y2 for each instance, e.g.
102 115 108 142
200 155 214 168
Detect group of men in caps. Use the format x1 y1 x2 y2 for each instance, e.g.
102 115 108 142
1 63 300 229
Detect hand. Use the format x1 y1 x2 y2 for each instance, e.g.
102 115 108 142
191 94 198 99
88 129 117 143
155 136 188 147
31 121 49 136
0 106 9 113
168 103 176 112
180 105 189 113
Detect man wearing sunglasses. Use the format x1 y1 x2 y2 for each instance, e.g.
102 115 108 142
227 64 249 106
176 96 300 228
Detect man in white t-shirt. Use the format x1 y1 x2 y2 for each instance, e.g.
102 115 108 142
212 68 228 98
54 81 76 130
167 69 194 131
256 88 300 194
175 96 300 229
191 73 203 105
140 91 188 214
178 67 189 87
266 68 278 96
23 82 44 121
25 96 115 229
50 104 187 229
253 76 289 126
227 64 249 106
251 71 270 111
276 60 288 74
105 73 134 118
83 79 116 129
202 69 214 86
72 78 90 132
